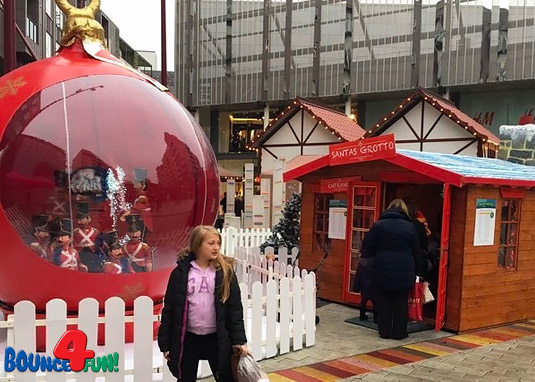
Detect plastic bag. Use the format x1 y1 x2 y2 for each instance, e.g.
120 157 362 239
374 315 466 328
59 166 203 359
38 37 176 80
408 279 424 321
423 281 435 304
236 354 271 382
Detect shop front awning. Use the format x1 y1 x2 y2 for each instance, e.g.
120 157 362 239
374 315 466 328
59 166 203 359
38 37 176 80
284 149 535 188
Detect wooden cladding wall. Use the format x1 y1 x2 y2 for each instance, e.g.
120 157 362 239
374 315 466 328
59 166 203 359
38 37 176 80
298 161 442 304
299 182 348 303
458 187 535 331
444 187 467 332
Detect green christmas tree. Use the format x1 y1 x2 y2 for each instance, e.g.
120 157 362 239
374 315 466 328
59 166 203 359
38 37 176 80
260 192 301 252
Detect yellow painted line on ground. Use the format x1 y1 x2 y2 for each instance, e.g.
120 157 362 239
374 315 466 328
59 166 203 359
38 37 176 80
356 354 399 368
452 335 499 346
415 341 458 354
403 343 451 356
294 366 340 382
268 373 299 382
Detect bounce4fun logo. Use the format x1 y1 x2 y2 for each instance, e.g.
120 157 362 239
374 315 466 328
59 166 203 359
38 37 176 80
4 330 119 373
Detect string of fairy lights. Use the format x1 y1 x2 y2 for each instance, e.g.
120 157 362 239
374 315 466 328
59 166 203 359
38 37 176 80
366 90 500 148
247 99 353 151
246 91 499 152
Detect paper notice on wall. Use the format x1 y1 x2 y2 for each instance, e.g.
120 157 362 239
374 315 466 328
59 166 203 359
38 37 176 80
474 198 497 246
328 200 347 240
244 163 254 229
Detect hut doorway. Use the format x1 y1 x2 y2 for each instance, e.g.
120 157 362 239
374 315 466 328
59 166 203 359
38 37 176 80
383 182 444 321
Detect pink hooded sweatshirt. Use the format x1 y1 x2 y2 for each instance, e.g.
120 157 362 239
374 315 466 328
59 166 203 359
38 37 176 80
186 261 217 335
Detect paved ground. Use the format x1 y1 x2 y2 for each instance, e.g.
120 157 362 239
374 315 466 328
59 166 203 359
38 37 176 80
343 334 535 382
243 302 535 382
260 302 449 374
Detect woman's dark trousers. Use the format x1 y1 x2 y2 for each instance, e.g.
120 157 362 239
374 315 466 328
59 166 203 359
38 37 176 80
376 288 410 339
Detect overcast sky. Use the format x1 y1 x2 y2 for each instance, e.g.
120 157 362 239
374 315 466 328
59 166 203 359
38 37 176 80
100 0 175 70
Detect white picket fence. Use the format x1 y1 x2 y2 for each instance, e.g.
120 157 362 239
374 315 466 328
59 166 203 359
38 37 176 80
219 227 272 256
233 247 316 361
0 250 315 381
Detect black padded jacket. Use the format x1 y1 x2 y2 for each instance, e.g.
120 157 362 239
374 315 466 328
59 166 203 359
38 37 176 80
362 209 424 291
157 253 247 380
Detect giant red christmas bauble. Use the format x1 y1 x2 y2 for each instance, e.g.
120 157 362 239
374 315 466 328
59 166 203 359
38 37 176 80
0 41 219 310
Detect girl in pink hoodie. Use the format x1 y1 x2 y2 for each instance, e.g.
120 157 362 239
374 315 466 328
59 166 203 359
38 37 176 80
158 226 248 382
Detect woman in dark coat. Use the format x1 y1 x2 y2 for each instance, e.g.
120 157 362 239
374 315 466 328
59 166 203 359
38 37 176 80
158 226 248 381
362 199 423 340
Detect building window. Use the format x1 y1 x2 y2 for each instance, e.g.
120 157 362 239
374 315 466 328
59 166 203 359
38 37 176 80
26 18 38 43
228 116 263 153
55 10 64 29
498 199 521 268
46 33 53 58
313 193 333 252
46 0 52 16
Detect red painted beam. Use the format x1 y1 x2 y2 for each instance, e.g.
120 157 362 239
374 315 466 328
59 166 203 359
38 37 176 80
436 183 451 331
161 0 168 86
3 0 16 74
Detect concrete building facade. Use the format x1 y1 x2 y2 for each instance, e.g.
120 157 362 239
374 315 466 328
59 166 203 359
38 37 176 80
174 0 535 173
0 0 142 73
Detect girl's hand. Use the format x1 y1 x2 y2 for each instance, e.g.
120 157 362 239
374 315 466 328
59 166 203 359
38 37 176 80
163 351 170 361
233 344 249 356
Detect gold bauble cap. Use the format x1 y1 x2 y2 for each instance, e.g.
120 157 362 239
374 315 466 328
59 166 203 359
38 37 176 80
56 0 106 47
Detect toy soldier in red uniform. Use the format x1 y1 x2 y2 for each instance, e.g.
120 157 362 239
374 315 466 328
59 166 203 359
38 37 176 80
121 168 153 242
73 201 102 272
30 214 51 261
48 171 69 218
51 218 88 272
101 230 134 274
47 170 69 240
123 215 152 272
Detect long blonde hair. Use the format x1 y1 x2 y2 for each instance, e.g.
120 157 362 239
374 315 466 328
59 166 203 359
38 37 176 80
180 225 234 303
387 198 409 216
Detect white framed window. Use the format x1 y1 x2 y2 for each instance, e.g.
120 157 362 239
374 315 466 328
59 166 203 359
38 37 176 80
46 33 53 58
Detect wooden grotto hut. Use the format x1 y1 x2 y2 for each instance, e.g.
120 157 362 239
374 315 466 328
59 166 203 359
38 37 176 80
249 97 365 174
367 88 500 158
286 135 535 332
248 98 364 226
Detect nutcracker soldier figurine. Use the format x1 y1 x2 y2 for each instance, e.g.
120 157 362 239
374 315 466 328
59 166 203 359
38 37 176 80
123 215 152 272
30 214 51 260
47 170 69 239
51 218 88 272
73 201 102 272
101 231 134 274
121 168 153 242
